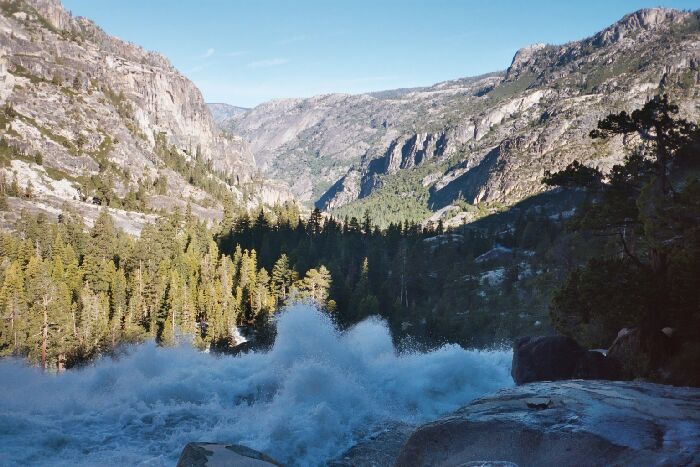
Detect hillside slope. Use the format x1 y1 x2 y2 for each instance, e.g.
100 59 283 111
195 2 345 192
214 74 502 203
0 0 289 232
215 8 700 226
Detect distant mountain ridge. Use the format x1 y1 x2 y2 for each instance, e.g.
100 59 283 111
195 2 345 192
208 103 250 123
212 8 700 225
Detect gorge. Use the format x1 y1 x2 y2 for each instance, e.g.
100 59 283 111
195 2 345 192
0 1 699 466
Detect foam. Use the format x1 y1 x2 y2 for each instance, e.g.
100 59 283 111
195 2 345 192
0 304 512 466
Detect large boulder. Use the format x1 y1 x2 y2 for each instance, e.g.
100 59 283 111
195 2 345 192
607 327 674 379
511 336 584 385
177 442 282 467
395 380 700 467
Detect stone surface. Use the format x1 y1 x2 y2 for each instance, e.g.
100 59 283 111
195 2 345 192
177 442 282 467
327 421 416 467
511 335 584 385
395 380 700 467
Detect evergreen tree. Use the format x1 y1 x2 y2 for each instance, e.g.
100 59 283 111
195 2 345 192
271 253 297 305
300 265 332 306
0 261 26 355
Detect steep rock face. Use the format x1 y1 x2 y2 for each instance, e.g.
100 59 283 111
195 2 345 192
254 8 698 220
0 0 287 231
395 380 700 467
215 75 503 203
323 8 700 216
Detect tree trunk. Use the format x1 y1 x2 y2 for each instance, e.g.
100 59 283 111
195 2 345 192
42 301 48 370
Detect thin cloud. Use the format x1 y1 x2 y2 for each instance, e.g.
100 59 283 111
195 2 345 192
225 51 249 57
199 48 215 59
247 58 290 69
274 35 308 46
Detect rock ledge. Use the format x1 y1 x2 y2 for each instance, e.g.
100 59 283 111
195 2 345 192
395 380 700 467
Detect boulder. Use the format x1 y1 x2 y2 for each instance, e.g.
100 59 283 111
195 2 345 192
607 327 674 379
177 442 282 467
395 380 700 467
573 350 620 380
511 336 584 385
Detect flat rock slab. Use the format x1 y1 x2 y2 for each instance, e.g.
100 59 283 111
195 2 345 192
327 421 416 467
395 380 700 467
177 443 282 467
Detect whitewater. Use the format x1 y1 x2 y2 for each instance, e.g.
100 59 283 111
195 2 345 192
0 305 513 466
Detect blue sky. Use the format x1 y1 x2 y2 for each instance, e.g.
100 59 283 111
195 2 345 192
62 0 699 107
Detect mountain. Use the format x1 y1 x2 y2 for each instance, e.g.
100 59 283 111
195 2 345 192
0 0 289 233
208 102 249 123
212 73 503 204
215 8 700 226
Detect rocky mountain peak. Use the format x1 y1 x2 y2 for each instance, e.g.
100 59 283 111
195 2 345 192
507 43 547 79
618 7 689 32
227 7 698 226
591 7 691 47
505 8 696 82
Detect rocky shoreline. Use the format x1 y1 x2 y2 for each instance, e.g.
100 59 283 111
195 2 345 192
178 333 700 466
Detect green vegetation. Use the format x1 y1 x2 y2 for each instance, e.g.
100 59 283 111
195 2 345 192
14 111 78 155
154 131 235 204
1 191 591 369
333 164 438 227
7 63 50 85
486 71 538 102
546 95 700 384
0 206 335 370
580 55 644 93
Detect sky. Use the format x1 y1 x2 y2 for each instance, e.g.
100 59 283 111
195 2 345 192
62 0 699 108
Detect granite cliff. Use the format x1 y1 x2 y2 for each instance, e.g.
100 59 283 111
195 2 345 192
0 0 289 233
215 8 700 226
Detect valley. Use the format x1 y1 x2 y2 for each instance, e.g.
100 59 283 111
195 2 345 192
0 2 699 466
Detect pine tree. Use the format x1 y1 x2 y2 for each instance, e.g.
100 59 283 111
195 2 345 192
350 257 379 320
0 172 8 210
24 180 34 199
0 261 26 354
271 253 297 305
300 265 332 306
9 172 19 197
109 267 127 345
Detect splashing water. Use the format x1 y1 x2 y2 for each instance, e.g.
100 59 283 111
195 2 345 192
0 305 513 466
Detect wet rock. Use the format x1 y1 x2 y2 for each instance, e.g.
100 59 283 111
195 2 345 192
511 336 584 385
177 442 282 467
395 380 700 467
327 421 416 467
